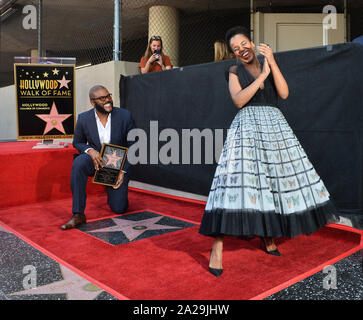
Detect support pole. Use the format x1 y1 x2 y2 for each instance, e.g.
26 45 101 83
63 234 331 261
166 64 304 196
38 0 42 57
250 0 254 42
344 0 348 42
113 0 121 60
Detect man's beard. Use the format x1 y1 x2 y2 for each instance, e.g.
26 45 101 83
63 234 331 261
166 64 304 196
94 101 113 114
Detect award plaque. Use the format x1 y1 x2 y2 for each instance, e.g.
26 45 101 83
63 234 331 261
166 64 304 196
93 143 128 187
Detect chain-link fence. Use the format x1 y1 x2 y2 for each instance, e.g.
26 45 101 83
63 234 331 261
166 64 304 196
0 0 362 87
44 0 252 68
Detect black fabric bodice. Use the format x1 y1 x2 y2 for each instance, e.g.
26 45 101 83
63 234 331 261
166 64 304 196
228 56 279 107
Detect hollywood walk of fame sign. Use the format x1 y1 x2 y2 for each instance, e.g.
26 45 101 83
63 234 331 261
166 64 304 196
93 143 128 187
14 64 75 140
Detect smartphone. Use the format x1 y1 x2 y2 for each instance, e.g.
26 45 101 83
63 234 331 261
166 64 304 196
154 50 160 61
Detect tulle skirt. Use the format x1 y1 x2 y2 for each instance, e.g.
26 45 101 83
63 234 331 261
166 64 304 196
199 105 337 238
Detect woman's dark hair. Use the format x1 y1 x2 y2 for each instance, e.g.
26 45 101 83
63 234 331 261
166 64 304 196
225 26 251 51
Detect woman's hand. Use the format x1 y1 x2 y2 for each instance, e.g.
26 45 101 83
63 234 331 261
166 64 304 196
258 43 275 66
258 45 289 100
155 55 164 68
148 54 157 64
260 57 271 80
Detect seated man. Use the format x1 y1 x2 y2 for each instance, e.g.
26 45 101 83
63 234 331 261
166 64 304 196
61 85 135 230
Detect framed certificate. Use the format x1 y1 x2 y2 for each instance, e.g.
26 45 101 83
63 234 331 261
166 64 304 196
93 143 128 187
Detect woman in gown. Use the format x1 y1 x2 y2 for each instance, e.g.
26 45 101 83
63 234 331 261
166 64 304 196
199 26 337 277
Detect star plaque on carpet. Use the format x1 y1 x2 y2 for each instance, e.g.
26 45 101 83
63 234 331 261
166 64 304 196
93 143 128 187
76 211 196 245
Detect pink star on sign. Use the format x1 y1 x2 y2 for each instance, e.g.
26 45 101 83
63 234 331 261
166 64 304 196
36 102 72 135
105 151 122 168
57 75 71 89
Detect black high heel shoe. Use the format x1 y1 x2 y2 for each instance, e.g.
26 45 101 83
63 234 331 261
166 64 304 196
260 238 281 256
209 249 223 277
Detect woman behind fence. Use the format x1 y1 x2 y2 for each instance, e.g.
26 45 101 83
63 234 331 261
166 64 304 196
214 39 234 62
139 35 173 74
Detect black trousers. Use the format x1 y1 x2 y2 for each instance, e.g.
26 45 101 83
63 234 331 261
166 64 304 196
70 153 129 215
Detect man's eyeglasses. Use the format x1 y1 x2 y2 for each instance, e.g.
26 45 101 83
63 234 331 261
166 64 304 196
150 35 161 41
92 93 112 102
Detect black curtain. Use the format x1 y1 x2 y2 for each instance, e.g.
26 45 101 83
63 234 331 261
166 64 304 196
120 43 363 214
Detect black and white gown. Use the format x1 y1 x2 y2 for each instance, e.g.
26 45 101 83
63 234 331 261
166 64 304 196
199 59 337 238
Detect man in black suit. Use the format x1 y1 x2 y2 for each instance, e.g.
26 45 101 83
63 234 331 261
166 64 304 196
61 85 135 230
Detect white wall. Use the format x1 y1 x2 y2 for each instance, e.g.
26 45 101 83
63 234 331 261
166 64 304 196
0 84 17 141
75 60 139 115
253 13 345 52
0 60 139 141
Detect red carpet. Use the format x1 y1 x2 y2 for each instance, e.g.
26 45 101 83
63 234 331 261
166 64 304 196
0 141 362 300
0 141 103 209
0 190 362 300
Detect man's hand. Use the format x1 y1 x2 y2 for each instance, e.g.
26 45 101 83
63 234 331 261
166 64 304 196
113 171 125 189
87 149 105 171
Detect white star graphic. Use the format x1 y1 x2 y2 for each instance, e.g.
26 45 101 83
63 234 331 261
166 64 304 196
57 75 71 89
52 68 60 75
9 265 103 300
89 216 181 241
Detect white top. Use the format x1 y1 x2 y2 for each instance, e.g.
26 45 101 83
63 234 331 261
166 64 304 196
84 110 126 173
95 109 111 145
84 111 127 173
84 110 111 154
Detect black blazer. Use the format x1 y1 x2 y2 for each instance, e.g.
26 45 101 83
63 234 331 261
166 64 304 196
72 107 135 171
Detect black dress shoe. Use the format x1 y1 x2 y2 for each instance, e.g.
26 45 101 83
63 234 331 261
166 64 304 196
209 266 223 277
61 214 86 230
260 238 281 256
209 249 223 277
